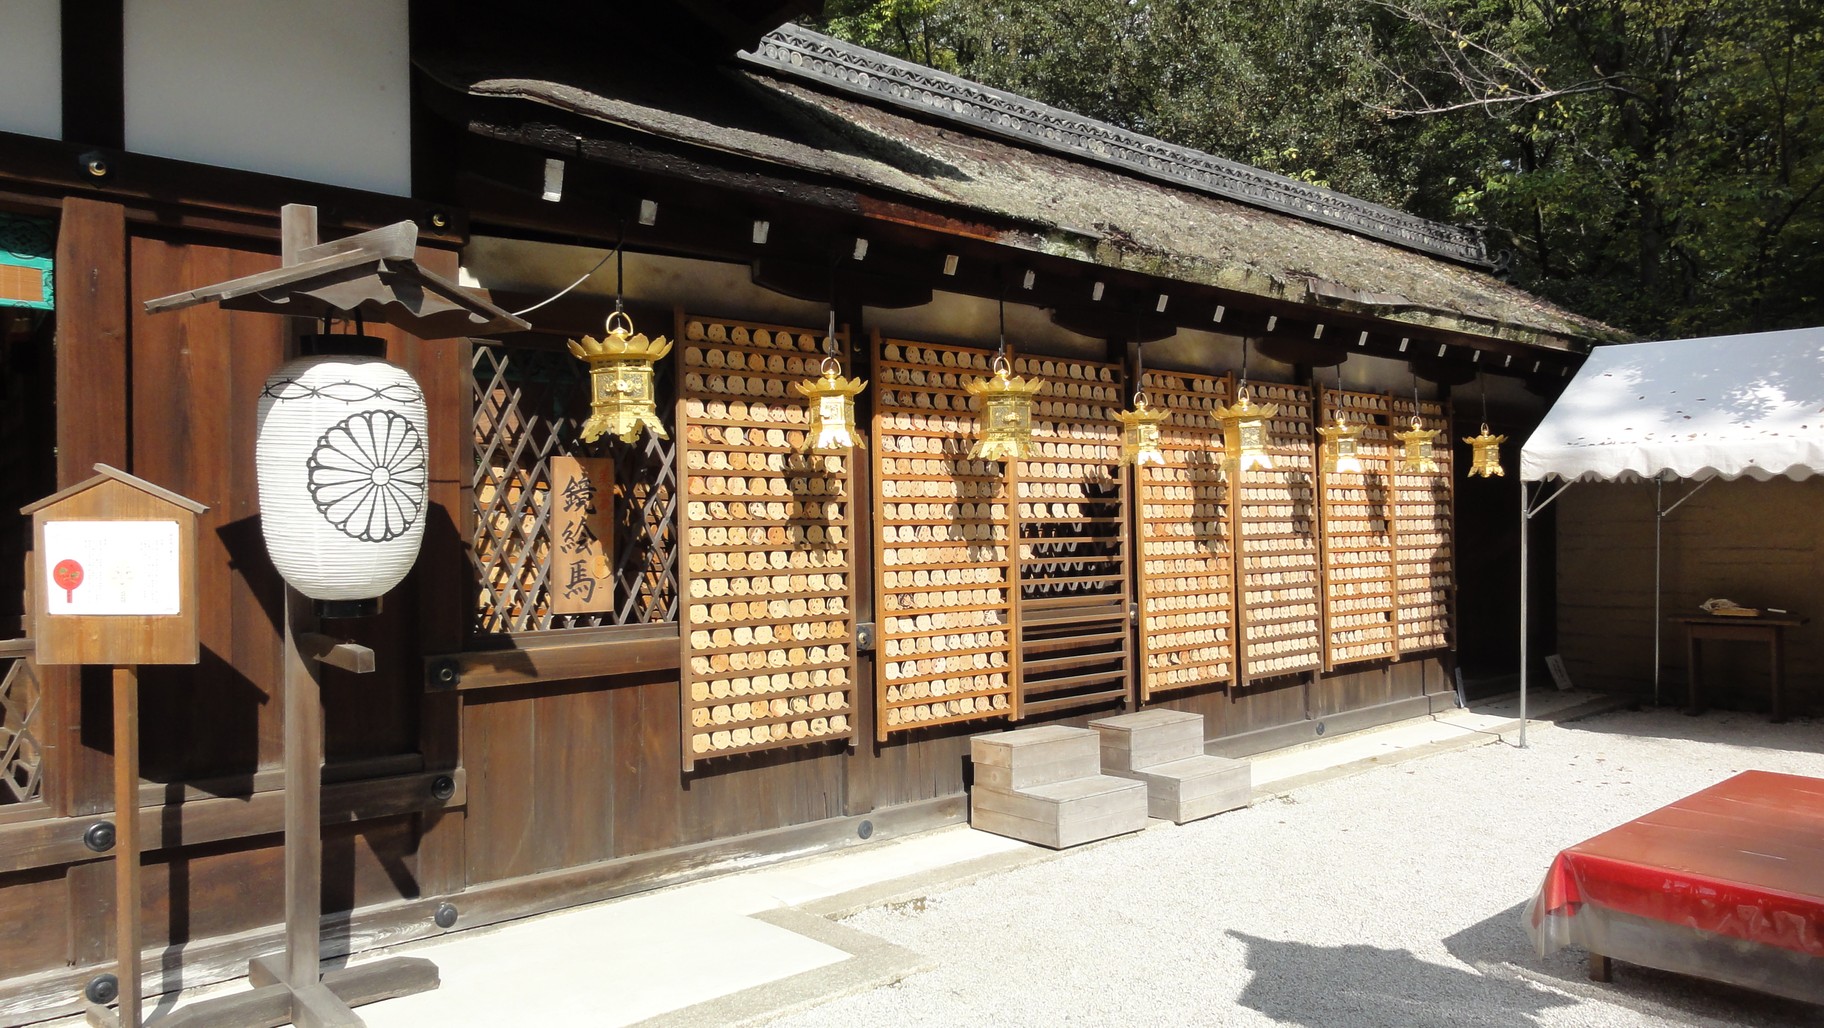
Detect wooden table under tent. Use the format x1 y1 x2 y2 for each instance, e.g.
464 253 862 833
0 4 1618 1022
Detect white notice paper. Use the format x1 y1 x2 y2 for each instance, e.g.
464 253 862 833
42 520 182 616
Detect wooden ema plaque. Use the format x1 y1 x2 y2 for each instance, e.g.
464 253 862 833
675 313 857 769
873 336 1018 738
26 465 204 666
1317 388 1400 669
547 456 616 616
1235 383 1322 684
1010 353 1134 716
1135 370 1236 700
1391 397 1455 652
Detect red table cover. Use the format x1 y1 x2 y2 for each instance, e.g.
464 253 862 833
1530 770 1824 956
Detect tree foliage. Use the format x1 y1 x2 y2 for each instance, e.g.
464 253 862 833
807 0 1824 338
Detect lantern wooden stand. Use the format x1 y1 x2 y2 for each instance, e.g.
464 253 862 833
143 206 524 1027
23 465 206 1028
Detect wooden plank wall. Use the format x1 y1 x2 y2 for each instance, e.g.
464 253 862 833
1556 478 1824 713
2 208 1462 1010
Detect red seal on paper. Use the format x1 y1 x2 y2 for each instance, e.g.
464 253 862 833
53 559 83 604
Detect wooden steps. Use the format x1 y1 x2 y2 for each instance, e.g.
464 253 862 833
970 726 1148 848
1090 709 1250 824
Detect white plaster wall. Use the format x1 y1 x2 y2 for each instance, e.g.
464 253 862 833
0 0 62 140
124 0 411 195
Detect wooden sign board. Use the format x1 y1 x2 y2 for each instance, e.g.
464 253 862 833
548 455 615 615
23 465 205 666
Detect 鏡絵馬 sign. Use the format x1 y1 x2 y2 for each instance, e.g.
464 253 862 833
549 455 615 616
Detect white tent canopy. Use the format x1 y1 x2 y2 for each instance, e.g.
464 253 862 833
1523 327 1824 483
1516 326 1824 743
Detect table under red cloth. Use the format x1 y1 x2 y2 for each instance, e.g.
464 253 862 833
1525 770 1824 1003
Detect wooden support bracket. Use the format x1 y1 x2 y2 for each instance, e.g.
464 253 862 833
300 635 376 674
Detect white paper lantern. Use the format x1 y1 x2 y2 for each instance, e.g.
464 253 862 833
256 339 428 615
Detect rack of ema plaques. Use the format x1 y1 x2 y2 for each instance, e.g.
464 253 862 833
871 335 1135 739
1133 369 1237 701
675 313 859 769
674 321 1454 760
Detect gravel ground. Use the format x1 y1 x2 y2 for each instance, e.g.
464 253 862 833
771 708 1824 1028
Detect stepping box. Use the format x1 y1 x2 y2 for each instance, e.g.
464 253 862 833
971 724 1100 790
970 777 1149 849
1091 710 1251 824
1090 708 1204 772
970 726 1149 848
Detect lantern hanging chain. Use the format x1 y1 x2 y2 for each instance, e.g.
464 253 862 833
1133 342 1148 408
1239 337 1250 398
994 289 1010 376
1480 371 1490 429
822 256 841 376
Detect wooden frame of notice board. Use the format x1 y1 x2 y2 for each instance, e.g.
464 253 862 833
22 463 204 1028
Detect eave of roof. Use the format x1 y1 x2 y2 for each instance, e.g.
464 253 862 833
742 25 1490 268
418 41 1622 351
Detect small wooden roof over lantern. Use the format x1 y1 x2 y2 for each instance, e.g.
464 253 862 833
142 205 527 616
144 206 528 340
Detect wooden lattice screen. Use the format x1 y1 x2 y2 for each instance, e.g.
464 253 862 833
1135 369 1236 701
1317 388 1400 668
1010 353 1133 717
872 336 1018 738
1391 398 1455 652
1235 383 1322 684
675 313 857 768
0 657 43 805
470 340 679 633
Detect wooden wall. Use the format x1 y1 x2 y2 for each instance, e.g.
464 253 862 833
0 196 1457 1021
1556 478 1824 713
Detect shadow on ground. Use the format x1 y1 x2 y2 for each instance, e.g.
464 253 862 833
1443 902 1824 1027
1228 930 1573 1027
1561 708 1824 754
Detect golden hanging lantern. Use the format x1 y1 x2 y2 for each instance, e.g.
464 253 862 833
795 357 868 453
1318 413 1366 475
568 310 672 444
1113 393 1170 467
966 355 1045 461
1395 415 1440 473
1464 423 1507 477
1215 387 1278 473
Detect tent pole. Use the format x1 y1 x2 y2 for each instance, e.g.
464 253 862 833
1654 479 1663 707
1519 479 1529 749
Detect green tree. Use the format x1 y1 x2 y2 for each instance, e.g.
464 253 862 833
808 0 1824 337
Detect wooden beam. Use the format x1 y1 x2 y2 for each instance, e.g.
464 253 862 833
0 768 467 877
61 1 124 149
0 130 468 246
424 624 681 691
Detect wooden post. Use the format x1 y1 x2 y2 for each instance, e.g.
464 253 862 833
111 665 141 1028
153 206 439 1028
283 589 323 993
